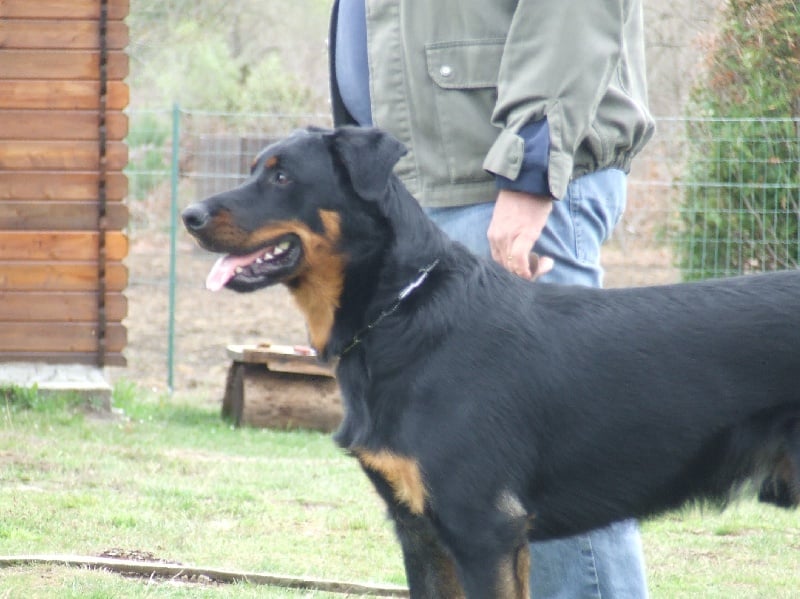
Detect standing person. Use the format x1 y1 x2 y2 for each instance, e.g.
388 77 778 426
329 1 655 597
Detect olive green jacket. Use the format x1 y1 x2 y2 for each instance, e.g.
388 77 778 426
330 0 655 206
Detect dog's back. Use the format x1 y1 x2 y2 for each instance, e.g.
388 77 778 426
405 260 800 539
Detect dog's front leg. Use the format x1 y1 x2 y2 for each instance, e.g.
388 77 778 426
433 495 532 599
448 540 531 599
360 464 465 598
393 506 465 598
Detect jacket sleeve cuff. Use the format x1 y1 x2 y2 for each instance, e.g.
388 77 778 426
485 119 556 198
494 120 551 196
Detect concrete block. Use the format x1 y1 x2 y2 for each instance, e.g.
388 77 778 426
0 363 112 410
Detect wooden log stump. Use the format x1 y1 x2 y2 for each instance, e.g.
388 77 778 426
222 344 342 432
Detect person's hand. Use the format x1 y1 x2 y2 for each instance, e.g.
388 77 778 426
488 189 555 280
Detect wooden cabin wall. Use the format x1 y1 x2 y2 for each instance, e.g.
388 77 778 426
0 0 130 366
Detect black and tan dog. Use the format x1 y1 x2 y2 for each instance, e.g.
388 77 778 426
183 126 800 598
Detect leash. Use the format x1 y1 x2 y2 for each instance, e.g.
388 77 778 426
340 259 440 356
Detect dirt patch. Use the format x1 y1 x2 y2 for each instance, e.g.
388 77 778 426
99 548 181 564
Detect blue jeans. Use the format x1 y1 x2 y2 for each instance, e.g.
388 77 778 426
427 169 648 598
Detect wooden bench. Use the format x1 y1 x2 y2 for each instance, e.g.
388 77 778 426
222 343 342 432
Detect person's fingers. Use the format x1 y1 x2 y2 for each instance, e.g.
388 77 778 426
488 223 514 269
488 233 508 268
531 255 554 280
508 234 536 279
488 190 554 278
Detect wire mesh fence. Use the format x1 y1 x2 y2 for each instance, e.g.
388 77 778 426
120 110 799 391
607 117 799 286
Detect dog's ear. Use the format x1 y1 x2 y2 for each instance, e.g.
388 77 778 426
328 127 407 201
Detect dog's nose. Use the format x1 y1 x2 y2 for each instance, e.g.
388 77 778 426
182 204 210 232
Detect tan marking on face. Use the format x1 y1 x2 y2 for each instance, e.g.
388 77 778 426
205 210 252 247
264 155 279 169
287 210 344 352
317 209 341 244
203 209 344 352
355 449 428 515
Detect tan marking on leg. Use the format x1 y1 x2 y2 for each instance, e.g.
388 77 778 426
356 449 428 515
496 543 531 599
434 554 466 599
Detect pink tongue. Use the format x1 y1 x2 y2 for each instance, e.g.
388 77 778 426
205 250 264 291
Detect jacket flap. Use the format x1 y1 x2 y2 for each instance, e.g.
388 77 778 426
425 39 505 89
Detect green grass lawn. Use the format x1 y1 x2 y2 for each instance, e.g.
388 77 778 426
1 383 798 597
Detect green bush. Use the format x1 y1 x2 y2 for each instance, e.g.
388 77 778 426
678 0 799 280
125 112 171 200
237 54 312 114
127 1 325 113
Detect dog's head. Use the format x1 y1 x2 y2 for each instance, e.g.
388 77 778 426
182 126 409 352
182 126 406 293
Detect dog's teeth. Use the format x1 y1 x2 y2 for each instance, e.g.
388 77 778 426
273 246 285 256
278 241 291 251
255 257 264 264
235 267 243 274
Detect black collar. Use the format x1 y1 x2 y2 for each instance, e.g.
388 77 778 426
339 259 440 357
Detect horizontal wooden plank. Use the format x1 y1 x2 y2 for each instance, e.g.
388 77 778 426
0 20 128 50
227 343 333 377
0 0 129 20
0 322 126 353
0 351 126 367
0 232 127 261
0 51 128 80
0 291 127 322
0 81 129 110
0 110 127 141
0 141 127 170
0 201 128 230
0 262 127 291
0 172 127 201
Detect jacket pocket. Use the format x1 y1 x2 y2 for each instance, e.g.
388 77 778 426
425 39 505 184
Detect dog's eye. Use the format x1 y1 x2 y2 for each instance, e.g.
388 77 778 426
271 171 290 186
